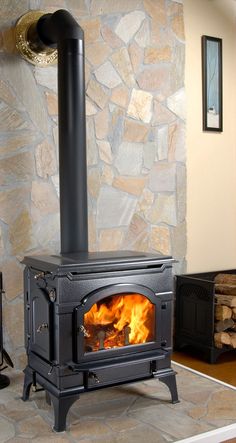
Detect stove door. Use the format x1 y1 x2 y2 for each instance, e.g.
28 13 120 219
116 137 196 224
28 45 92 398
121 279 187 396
74 284 161 363
30 287 53 362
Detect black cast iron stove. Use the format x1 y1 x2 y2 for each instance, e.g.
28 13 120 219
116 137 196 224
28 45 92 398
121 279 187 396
22 9 179 432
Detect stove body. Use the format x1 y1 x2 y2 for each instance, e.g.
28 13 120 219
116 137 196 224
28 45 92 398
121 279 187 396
23 251 178 431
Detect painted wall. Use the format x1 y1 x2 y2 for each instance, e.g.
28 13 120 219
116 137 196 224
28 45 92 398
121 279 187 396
0 0 186 368
184 0 236 273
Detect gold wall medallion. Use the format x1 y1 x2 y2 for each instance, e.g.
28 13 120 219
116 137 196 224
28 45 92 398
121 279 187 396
15 10 57 67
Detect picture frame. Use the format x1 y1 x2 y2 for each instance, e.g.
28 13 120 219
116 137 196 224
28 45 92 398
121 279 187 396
202 35 223 132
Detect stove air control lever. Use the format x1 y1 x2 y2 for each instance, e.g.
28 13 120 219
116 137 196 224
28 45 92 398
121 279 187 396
88 371 100 384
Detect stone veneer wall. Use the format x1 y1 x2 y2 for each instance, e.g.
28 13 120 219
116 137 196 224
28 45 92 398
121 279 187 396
0 0 186 368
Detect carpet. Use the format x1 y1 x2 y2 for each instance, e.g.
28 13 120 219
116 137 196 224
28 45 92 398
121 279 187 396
1 363 236 442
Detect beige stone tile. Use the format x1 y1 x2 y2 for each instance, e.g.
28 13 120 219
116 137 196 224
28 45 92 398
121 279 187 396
137 66 171 94
144 46 172 64
0 131 40 155
0 80 21 108
35 140 57 178
45 92 58 116
86 79 109 110
0 416 15 443
31 181 59 215
111 48 135 88
99 228 124 251
106 416 140 432
101 164 114 186
115 11 145 44
152 100 176 126
101 25 123 49
205 389 236 421
91 0 143 15
97 140 112 164
150 226 171 255
124 119 149 143
9 208 34 255
69 419 113 439
129 405 214 440
67 0 88 16
94 108 109 139
116 423 170 443
171 14 185 41
88 168 101 199
0 152 35 186
17 415 51 438
128 41 143 73
72 396 137 419
143 0 166 25
113 176 146 196
81 18 101 44
86 42 111 67
111 85 129 109
127 88 153 124
137 188 154 217
3 301 24 349
1 259 23 301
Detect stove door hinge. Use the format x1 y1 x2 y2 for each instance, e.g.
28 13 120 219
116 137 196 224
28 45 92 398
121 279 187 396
34 271 52 281
48 288 56 303
47 361 58 376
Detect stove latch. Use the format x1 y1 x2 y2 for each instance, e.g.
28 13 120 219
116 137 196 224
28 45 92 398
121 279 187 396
36 323 48 333
79 325 89 337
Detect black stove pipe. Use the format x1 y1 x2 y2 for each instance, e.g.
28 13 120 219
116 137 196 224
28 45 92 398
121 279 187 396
36 10 88 254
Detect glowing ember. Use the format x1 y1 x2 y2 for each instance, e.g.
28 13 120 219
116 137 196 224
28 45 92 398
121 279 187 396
84 293 155 352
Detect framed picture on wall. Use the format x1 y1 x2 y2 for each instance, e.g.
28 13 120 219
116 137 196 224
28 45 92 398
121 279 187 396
202 35 222 132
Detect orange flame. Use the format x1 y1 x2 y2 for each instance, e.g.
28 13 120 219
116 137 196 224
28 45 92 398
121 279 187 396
84 293 154 352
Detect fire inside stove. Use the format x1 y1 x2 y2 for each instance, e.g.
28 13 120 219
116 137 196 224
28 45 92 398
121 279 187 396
84 293 155 352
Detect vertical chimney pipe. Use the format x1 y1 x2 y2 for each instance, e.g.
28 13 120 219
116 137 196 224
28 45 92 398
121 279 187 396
37 10 88 254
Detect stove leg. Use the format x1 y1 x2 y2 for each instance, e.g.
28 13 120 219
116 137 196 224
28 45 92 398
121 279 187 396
45 390 51 405
47 391 80 432
158 372 179 404
22 366 35 401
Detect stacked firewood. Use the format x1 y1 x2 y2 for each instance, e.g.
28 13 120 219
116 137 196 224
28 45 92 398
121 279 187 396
214 273 236 348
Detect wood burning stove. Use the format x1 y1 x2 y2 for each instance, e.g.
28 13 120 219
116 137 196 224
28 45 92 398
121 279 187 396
23 252 178 431
20 9 179 432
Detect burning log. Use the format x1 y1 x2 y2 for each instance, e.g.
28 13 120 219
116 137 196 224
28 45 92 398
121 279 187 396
97 330 106 350
124 325 131 345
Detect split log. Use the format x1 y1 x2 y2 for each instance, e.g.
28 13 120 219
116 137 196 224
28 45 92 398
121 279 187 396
231 307 236 320
229 322 236 331
214 332 231 348
215 294 236 307
215 304 232 321
215 318 234 332
229 332 236 348
215 273 236 285
215 284 236 295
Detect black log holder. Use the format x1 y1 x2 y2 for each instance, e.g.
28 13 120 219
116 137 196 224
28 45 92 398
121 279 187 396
0 272 13 389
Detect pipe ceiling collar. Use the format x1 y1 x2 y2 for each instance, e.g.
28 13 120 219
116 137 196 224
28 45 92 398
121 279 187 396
15 10 57 67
